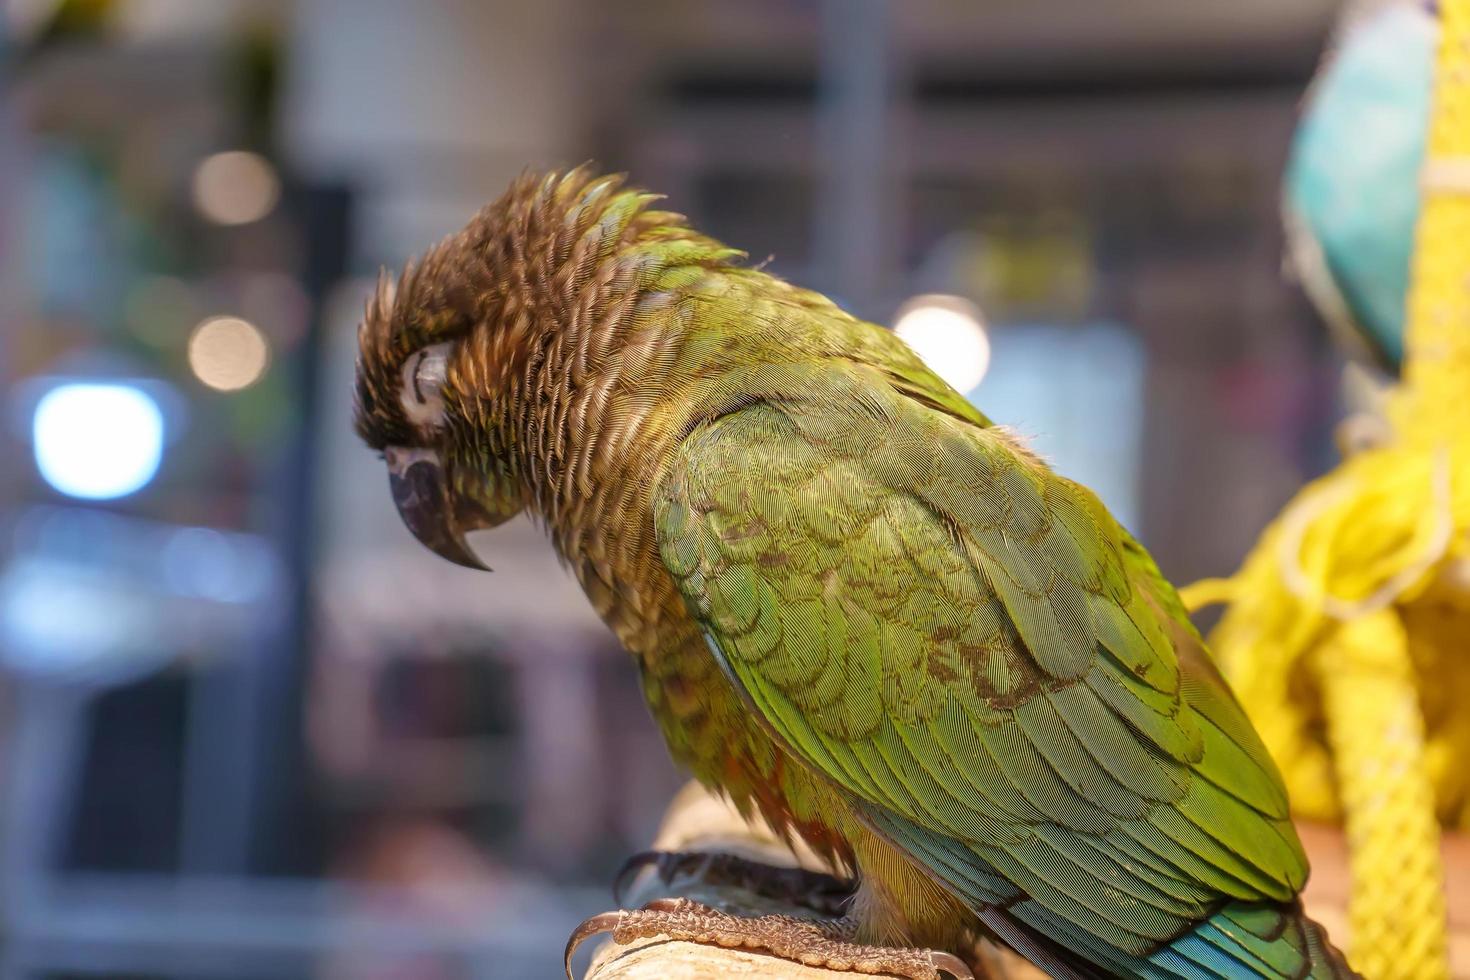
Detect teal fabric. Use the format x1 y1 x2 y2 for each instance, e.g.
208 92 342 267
1285 3 1436 370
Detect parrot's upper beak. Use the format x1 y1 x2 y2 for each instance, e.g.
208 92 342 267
385 447 493 571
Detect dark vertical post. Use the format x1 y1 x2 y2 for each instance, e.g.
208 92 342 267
247 183 352 875
814 0 895 317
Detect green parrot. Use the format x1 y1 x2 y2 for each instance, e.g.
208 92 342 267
354 168 1354 979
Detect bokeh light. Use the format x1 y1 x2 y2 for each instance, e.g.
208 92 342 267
191 150 280 225
161 525 277 604
32 383 165 500
188 316 271 391
892 294 991 394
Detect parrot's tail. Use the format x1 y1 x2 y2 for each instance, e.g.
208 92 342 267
986 898 1358 979
1140 900 1358 979
979 895 1358 979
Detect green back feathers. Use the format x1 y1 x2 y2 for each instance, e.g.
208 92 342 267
652 366 1312 971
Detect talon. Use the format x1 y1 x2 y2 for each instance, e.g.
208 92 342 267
564 910 624 980
566 896 965 980
930 950 975 980
611 849 662 905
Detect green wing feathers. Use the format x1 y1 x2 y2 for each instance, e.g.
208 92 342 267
653 376 1314 972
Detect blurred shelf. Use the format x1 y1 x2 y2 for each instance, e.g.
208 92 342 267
3 871 608 978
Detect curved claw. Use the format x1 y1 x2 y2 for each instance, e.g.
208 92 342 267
564 910 625 980
611 850 662 906
930 950 975 980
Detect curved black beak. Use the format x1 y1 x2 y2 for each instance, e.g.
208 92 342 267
385 448 492 571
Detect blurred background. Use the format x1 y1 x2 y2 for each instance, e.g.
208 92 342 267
0 0 1353 976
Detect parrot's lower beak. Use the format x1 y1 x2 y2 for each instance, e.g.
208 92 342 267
385 447 493 571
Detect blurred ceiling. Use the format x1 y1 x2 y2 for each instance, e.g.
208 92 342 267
630 0 1339 63
8 0 1342 59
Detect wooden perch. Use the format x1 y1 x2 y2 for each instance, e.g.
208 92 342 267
579 783 1470 979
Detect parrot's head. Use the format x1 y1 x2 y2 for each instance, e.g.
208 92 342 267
352 253 524 571
353 167 714 571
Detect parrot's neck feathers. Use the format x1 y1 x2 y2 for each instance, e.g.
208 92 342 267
475 169 746 545
485 166 742 339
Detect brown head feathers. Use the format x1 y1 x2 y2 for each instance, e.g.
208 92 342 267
352 166 738 453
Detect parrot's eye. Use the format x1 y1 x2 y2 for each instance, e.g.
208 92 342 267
400 341 454 429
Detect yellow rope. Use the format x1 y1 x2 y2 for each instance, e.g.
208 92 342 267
1318 611 1447 979
1396 0 1470 436
1197 445 1467 978
1187 3 1470 975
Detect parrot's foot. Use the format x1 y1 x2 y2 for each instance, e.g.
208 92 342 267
565 897 973 980
612 848 854 916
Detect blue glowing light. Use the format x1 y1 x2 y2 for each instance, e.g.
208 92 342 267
32 383 165 500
